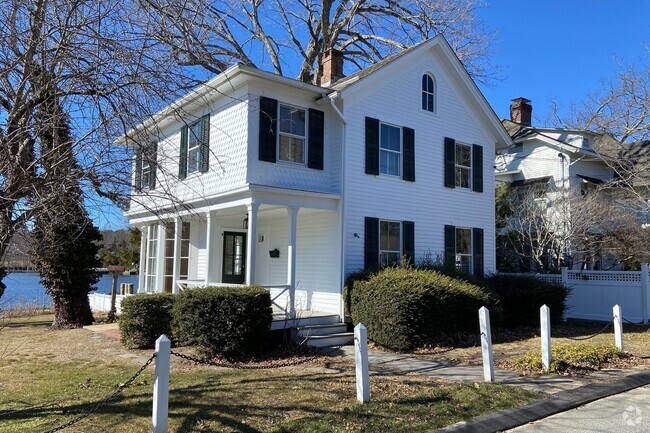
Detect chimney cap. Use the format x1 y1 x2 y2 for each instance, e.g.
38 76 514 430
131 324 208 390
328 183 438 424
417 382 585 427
511 97 532 104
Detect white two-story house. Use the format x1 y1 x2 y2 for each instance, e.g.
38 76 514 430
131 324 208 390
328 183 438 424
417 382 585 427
123 35 512 330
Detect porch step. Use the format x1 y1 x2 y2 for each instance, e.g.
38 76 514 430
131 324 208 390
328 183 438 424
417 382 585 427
296 323 349 338
299 332 354 348
270 313 342 330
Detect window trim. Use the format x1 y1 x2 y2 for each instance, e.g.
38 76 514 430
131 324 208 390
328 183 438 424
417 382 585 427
379 121 402 177
277 102 308 165
378 219 402 266
455 141 472 189
455 226 473 274
421 73 436 114
139 142 156 190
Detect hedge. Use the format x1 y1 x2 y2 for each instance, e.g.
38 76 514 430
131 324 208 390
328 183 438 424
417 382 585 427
484 274 569 327
119 293 175 349
172 286 273 359
350 267 496 351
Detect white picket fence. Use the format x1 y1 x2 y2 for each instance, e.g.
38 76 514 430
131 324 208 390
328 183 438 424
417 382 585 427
500 264 650 324
88 293 129 314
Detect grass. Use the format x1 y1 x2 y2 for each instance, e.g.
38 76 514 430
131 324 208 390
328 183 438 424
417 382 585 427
0 314 536 433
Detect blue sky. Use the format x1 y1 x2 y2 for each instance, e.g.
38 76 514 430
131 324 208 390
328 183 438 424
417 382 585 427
476 0 649 123
94 0 649 230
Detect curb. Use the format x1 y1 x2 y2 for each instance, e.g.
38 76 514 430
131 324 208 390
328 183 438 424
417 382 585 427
430 371 650 433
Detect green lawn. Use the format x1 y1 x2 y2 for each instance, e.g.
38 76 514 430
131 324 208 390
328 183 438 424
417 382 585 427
0 315 537 432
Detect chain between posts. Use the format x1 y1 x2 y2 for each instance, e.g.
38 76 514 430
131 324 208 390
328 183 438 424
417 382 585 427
554 319 613 341
42 353 156 433
170 346 342 369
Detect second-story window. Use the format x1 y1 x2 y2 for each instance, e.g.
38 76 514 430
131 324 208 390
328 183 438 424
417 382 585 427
380 123 401 176
135 142 157 191
179 115 210 180
187 121 203 174
278 104 306 164
455 142 472 188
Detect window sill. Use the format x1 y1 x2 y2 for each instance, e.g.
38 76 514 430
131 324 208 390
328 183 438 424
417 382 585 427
375 174 408 183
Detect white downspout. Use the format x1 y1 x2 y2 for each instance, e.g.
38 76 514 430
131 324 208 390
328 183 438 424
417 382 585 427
329 95 347 320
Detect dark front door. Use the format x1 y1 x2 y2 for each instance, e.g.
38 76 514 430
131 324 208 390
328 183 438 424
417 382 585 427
222 232 247 284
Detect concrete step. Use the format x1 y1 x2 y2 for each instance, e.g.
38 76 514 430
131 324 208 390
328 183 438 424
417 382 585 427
271 313 342 330
296 323 349 338
300 332 354 348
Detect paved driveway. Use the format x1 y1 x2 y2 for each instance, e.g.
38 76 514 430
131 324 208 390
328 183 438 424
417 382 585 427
507 385 650 432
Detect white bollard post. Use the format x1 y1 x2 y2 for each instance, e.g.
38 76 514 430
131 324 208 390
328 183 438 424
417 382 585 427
152 335 171 433
478 307 494 382
540 305 551 371
613 304 624 351
354 323 370 403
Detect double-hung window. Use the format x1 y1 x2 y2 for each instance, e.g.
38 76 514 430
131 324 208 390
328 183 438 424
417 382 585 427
379 220 401 266
380 123 401 176
187 121 203 174
141 156 151 190
145 224 159 293
455 142 472 188
455 227 472 274
422 74 436 113
278 104 306 164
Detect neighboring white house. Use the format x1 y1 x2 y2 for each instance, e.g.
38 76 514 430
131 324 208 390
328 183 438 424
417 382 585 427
495 98 624 270
123 35 512 325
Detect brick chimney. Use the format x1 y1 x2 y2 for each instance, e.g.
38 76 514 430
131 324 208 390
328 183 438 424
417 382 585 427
510 97 533 126
321 48 344 86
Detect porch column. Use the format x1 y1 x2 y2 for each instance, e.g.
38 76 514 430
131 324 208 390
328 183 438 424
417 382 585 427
245 203 259 285
156 221 166 293
138 226 147 293
204 211 214 286
287 206 299 319
172 217 181 293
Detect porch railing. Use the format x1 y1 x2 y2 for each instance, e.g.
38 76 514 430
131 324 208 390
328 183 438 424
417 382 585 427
174 280 296 319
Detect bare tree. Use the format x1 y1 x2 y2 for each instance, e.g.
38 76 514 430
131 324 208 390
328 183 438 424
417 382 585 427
140 0 498 85
497 183 650 272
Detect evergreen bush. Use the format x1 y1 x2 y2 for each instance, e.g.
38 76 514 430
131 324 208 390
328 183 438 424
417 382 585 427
119 293 175 349
350 267 496 351
172 286 272 359
484 274 569 327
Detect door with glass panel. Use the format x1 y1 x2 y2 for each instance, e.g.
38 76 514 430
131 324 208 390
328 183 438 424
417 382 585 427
222 232 246 284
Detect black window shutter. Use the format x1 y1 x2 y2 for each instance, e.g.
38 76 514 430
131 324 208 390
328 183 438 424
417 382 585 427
444 137 456 188
365 117 379 175
134 147 142 191
472 144 483 192
149 142 157 189
259 97 278 163
199 115 210 173
402 127 415 182
473 227 484 277
308 108 324 170
179 125 188 180
402 221 415 264
444 224 456 268
364 217 379 269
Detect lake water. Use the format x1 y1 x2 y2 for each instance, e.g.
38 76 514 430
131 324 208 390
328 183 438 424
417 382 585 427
0 272 140 308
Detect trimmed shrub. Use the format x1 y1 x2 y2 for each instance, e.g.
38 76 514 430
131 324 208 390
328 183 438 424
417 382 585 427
119 293 175 349
514 344 624 374
350 267 496 351
484 274 569 327
172 286 272 359
343 268 378 323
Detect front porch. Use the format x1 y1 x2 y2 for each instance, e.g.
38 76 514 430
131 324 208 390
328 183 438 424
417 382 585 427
133 189 344 322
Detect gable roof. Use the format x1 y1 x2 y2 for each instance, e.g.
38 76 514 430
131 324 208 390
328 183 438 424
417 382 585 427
330 35 512 147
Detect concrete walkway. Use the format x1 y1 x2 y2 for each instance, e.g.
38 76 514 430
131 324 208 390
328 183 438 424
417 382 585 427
339 346 584 394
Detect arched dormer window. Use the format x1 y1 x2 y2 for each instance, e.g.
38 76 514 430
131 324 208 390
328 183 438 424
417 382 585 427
422 74 436 113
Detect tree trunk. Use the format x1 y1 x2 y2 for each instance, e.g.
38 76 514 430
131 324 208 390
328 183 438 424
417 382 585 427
51 289 94 329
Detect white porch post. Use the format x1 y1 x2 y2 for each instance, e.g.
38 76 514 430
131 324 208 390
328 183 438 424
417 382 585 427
156 222 166 293
287 206 299 319
245 203 259 285
138 226 147 293
172 217 181 293
205 211 214 286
